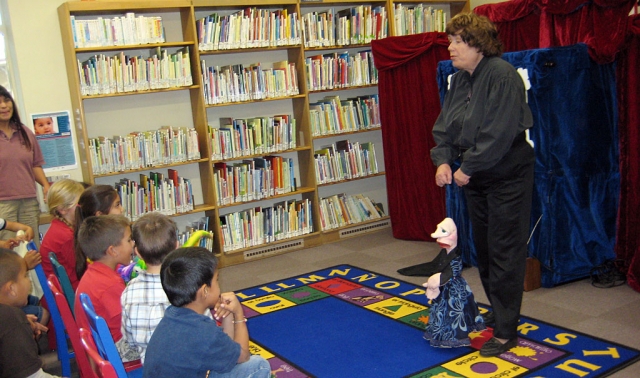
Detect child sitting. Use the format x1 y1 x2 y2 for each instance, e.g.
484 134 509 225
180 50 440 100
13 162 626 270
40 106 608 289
143 247 270 378
0 248 60 378
0 219 50 328
74 184 124 279
40 179 85 290
74 214 140 362
121 213 179 363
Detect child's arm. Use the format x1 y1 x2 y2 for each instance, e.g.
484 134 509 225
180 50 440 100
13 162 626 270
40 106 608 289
4 221 34 242
0 239 20 249
23 250 42 270
26 314 48 339
217 292 250 363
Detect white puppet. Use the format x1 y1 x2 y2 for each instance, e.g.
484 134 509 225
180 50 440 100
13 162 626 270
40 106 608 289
422 218 486 347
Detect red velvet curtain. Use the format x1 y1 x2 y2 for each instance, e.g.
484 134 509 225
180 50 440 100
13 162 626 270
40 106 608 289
615 15 640 292
371 33 451 240
475 0 636 63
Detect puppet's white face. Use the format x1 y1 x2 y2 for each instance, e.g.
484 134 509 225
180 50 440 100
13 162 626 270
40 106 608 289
430 218 458 251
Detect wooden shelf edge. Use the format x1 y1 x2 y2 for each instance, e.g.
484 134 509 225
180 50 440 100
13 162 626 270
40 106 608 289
93 158 209 178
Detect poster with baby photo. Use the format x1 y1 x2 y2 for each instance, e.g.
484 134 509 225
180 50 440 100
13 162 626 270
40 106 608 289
31 110 78 172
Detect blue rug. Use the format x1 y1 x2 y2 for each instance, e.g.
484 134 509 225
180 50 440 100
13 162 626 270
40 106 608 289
237 264 640 377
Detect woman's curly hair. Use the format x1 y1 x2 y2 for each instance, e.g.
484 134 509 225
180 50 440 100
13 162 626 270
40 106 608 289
446 12 503 57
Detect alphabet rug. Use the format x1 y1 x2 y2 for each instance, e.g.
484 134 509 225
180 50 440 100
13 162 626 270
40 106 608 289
237 264 639 377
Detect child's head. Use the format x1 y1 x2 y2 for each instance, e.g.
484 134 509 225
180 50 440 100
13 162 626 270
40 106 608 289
33 116 55 135
74 185 124 278
160 247 219 307
76 184 123 222
0 249 32 307
47 179 84 221
132 213 178 266
77 215 133 266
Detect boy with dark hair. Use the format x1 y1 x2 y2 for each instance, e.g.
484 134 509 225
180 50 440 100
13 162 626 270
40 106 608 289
121 213 178 363
74 214 140 362
143 247 270 377
0 248 59 378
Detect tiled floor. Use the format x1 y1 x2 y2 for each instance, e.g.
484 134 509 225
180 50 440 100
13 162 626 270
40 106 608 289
43 227 640 377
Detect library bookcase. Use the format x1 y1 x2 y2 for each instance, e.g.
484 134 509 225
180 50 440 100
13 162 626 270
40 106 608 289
57 0 469 267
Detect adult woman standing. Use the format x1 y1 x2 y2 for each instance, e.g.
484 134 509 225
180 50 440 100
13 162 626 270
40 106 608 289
0 86 50 248
430 13 535 357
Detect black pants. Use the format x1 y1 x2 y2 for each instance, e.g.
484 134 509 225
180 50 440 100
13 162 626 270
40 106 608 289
463 133 535 340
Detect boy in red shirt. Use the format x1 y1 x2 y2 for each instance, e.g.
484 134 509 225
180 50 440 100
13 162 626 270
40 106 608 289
74 214 140 362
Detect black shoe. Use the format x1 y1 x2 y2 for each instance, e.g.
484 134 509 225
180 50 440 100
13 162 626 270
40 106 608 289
481 311 495 327
480 337 518 357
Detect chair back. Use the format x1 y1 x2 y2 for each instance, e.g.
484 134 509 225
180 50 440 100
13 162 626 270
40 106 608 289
79 328 119 378
47 275 95 378
79 293 129 378
48 252 76 312
33 264 73 377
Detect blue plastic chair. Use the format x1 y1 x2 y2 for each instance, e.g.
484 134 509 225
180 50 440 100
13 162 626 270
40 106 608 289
79 293 143 378
48 252 75 314
33 263 74 377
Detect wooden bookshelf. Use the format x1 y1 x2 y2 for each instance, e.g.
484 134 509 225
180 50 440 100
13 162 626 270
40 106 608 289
57 0 469 266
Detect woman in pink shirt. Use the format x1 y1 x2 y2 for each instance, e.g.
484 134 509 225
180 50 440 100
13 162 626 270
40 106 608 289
0 86 50 248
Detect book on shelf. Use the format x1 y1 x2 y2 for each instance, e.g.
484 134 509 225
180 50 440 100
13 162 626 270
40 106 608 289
301 8 336 48
70 13 165 49
89 126 200 175
201 60 298 105
318 193 385 230
305 49 377 92
197 7 300 51
114 168 194 220
77 47 192 96
394 4 447 36
218 198 312 253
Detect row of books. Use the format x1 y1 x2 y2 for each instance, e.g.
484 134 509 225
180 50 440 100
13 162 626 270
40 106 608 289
115 169 195 221
78 47 192 96
178 217 214 252
310 94 381 137
197 8 301 51
89 126 201 175
319 193 385 230
209 115 297 161
314 140 379 184
70 13 165 48
201 60 298 105
305 50 377 92
214 156 297 206
301 6 388 48
220 198 313 252
394 4 448 35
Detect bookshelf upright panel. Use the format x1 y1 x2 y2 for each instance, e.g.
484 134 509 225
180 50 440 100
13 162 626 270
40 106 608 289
58 1 217 251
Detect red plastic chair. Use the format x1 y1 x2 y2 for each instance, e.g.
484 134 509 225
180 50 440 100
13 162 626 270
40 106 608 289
79 328 118 378
47 274 95 378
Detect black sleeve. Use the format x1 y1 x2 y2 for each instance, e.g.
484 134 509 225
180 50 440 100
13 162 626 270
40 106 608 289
439 264 453 285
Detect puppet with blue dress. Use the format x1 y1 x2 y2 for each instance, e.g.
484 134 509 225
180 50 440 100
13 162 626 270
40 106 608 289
423 217 486 347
